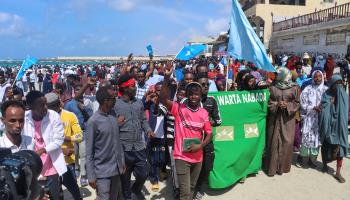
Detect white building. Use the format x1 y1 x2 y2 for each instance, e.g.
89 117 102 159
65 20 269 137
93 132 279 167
270 2 350 58
239 0 349 48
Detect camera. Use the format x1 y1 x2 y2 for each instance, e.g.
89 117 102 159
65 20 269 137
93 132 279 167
0 148 43 200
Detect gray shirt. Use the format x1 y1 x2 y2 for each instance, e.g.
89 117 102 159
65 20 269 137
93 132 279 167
114 97 152 151
85 110 125 181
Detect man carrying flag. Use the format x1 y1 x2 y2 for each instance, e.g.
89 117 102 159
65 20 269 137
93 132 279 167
0 56 38 105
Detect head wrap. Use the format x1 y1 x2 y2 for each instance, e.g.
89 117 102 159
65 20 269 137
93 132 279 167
329 74 342 87
303 52 310 59
274 67 297 90
117 77 136 96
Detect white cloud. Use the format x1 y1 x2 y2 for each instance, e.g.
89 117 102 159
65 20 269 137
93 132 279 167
81 34 111 45
0 12 24 37
106 0 138 11
205 18 229 35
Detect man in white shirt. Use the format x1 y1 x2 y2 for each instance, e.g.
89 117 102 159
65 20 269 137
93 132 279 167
0 100 30 152
23 90 67 200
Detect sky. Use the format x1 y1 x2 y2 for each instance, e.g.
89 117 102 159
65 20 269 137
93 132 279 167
0 0 231 59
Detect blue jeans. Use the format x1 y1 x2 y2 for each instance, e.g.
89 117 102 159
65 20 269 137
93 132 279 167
149 138 166 183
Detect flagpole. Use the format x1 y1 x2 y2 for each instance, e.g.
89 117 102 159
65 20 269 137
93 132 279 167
12 59 26 88
225 57 230 91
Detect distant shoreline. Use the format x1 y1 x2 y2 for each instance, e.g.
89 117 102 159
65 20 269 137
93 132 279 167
0 55 176 62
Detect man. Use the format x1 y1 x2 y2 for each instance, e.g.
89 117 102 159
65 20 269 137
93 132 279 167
22 72 28 93
29 71 36 91
65 84 91 186
160 63 212 200
0 71 11 104
196 65 218 92
0 100 30 152
0 100 50 200
115 73 155 200
37 70 44 92
86 85 125 200
193 73 221 200
46 92 83 200
61 74 80 106
136 70 149 100
23 91 67 200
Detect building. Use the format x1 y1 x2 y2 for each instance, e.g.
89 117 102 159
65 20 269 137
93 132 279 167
187 32 229 57
270 2 350 58
239 0 349 48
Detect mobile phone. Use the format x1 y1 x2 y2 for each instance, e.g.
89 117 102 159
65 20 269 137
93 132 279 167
38 178 53 199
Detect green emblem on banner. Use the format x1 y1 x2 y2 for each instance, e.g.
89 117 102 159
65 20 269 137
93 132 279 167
215 126 234 141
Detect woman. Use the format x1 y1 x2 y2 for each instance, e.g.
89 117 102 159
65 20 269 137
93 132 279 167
240 75 257 91
298 70 328 168
319 74 348 183
43 70 53 94
235 70 250 90
265 67 300 176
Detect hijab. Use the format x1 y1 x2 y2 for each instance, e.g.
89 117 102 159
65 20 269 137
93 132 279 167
274 67 296 90
319 74 348 158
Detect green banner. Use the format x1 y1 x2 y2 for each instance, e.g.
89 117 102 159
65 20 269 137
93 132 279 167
208 89 269 189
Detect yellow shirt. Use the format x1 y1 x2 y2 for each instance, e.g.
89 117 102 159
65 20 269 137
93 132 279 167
60 109 83 165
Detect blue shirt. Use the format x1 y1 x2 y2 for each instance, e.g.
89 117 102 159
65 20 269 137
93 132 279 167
64 99 85 130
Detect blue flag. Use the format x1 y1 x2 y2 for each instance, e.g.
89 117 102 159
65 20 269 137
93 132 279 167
220 57 228 66
227 0 275 72
15 56 38 81
146 45 153 57
175 44 206 61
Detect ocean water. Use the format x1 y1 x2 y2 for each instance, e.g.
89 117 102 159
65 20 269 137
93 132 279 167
0 60 121 67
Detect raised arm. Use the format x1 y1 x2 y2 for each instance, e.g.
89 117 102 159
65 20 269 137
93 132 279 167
159 62 173 112
146 55 154 79
74 77 96 100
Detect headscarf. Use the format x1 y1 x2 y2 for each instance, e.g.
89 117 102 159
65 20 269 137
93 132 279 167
241 74 256 91
250 71 262 83
301 70 327 110
274 67 296 90
314 55 326 69
235 70 250 90
319 74 348 159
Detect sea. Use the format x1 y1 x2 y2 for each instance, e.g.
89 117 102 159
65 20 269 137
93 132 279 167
0 60 121 68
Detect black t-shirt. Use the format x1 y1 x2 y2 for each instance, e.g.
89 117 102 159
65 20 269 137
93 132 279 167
37 73 44 82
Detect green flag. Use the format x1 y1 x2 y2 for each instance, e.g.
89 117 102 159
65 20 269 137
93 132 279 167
208 89 269 189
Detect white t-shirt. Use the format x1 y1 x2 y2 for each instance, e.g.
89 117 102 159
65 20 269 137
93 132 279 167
0 133 31 153
154 116 165 139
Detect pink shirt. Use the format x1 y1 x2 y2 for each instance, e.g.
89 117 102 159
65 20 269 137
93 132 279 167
34 121 58 176
171 102 212 163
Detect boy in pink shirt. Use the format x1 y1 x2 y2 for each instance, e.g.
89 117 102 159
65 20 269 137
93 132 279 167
160 63 212 200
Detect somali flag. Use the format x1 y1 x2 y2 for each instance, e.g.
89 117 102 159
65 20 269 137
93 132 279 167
220 57 228 66
146 45 153 57
227 0 275 72
175 44 206 61
15 56 38 81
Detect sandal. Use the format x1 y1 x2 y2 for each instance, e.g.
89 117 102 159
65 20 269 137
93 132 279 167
334 174 346 183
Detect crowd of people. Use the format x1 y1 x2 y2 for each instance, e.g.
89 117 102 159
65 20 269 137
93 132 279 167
0 52 349 200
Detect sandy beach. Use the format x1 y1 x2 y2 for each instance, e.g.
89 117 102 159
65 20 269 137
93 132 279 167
64 152 350 200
